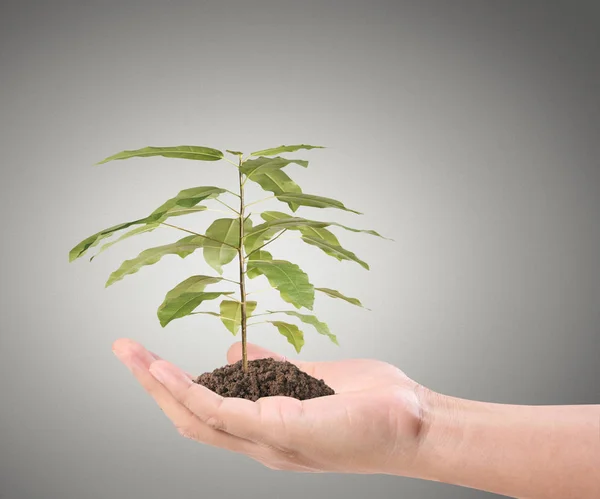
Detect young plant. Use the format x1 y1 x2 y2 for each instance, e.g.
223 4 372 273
69 144 390 373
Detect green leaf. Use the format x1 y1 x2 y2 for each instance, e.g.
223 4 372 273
274 193 362 214
267 311 338 345
219 300 258 335
89 205 211 261
150 186 225 214
244 212 381 265
105 235 206 287
261 211 390 240
90 223 161 261
268 321 305 353
157 275 231 327
203 218 241 274
226 150 243 156
316 287 369 309
96 145 223 164
70 217 155 262
243 226 280 255
247 249 273 261
69 187 223 262
249 170 302 212
260 212 343 260
240 156 308 179
246 259 314 310
301 236 369 270
250 144 325 157
246 250 272 279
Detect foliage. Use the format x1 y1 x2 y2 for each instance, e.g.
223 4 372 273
69 144 391 371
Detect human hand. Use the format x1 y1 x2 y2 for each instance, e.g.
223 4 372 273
112 338 427 474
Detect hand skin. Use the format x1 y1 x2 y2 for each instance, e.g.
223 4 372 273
112 338 600 498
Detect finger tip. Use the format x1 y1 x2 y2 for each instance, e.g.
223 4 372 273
112 337 138 353
226 342 243 364
112 338 154 369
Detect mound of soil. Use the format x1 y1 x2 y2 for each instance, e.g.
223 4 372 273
194 357 335 401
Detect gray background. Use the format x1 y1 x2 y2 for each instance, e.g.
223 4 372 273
1 1 598 498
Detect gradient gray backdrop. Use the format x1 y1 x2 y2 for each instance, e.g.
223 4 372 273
1 1 599 498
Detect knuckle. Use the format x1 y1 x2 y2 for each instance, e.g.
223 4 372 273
204 415 226 432
180 384 198 410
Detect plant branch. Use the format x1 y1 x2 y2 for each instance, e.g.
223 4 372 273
215 198 240 215
245 229 287 259
160 223 237 249
221 277 241 285
224 158 240 167
225 189 241 198
245 195 275 207
206 208 236 215
238 156 249 373
246 320 270 327
247 311 278 317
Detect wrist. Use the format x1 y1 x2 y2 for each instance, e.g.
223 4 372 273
395 386 600 498
398 384 468 481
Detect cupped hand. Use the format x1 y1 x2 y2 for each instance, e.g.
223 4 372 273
112 338 427 474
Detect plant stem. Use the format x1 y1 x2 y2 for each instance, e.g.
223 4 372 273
224 158 240 167
221 277 241 285
224 189 241 198
245 195 275 207
247 311 278 318
246 320 269 327
245 229 287 259
215 198 240 214
237 158 249 373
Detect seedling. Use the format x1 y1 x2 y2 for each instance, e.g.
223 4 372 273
69 144 391 399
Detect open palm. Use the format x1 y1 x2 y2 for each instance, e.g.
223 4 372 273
113 338 425 474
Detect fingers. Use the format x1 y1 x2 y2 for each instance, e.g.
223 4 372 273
226 342 317 377
148 358 307 453
147 348 193 379
112 338 258 455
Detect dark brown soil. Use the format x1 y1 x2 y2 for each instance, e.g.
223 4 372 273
194 357 335 401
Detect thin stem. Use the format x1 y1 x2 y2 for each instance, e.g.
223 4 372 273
225 189 241 198
221 277 241 285
224 158 240 167
160 222 203 237
189 295 241 312
245 195 275 207
206 208 236 215
247 320 270 327
215 198 240 215
237 158 249 373
245 229 287 259
160 223 238 249
248 311 278 317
